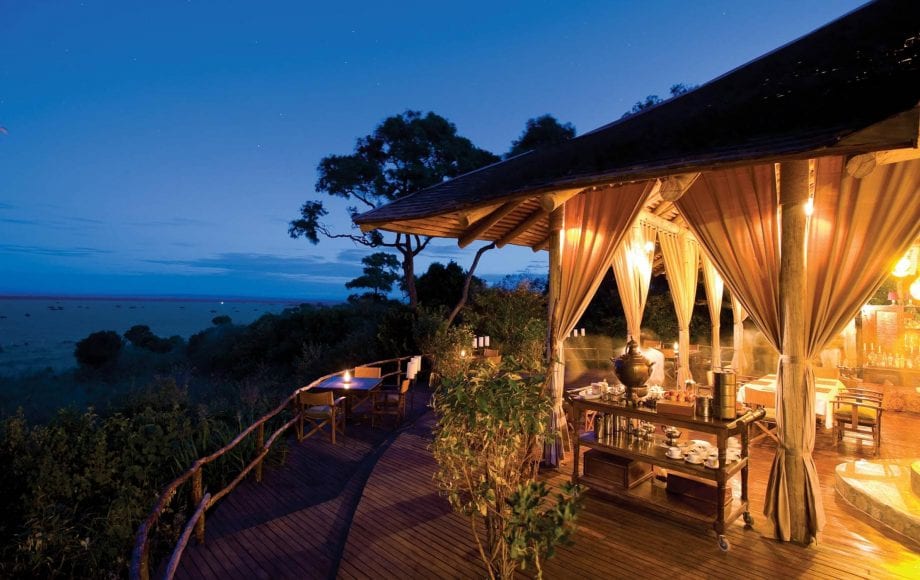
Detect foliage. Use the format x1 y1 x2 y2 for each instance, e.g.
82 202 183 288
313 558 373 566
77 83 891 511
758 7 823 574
211 315 232 326
345 251 401 299
416 260 484 314
466 282 547 371
74 330 123 369
506 114 576 158
418 320 475 378
432 363 581 579
289 110 499 308
124 324 175 353
621 83 696 118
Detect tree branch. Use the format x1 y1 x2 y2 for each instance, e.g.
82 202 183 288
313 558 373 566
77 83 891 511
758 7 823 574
446 242 496 327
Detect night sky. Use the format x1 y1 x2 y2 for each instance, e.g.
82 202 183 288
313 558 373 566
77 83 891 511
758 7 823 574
0 1 863 301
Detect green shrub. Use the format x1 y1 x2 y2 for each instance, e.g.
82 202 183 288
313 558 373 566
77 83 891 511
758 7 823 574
74 331 123 369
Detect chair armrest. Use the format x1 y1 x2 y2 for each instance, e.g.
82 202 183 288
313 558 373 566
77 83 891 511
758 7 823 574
333 396 347 407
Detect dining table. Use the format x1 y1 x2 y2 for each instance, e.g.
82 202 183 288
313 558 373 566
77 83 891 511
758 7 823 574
313 375 384 419
736 373 844 429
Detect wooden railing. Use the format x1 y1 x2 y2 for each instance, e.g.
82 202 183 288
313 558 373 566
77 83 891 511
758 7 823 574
129 356 412 580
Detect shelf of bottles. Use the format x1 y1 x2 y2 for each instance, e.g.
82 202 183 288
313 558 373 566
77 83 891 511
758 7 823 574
858 304 920 379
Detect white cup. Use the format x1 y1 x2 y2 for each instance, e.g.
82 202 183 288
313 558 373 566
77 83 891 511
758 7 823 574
686 452 702 464
667 446 682 459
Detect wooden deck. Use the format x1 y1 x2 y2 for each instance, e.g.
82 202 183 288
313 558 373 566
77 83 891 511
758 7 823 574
175 391 920 579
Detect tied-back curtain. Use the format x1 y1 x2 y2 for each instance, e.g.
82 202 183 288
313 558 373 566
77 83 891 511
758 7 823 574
804 156 920 355
701 253 725 368
676 164 781 351
611 220 658 341
731 295 749 373
543 182 653 466
659 230 699 385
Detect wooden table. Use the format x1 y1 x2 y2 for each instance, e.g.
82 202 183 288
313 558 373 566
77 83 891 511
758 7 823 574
314 376 383 419
737 374 843 429
571 398 763 551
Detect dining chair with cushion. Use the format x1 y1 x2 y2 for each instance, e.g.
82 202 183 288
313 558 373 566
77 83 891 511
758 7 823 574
744 387 779 445
353 366 382 379
371 379 410 428
832 390 883 455
296 390 346 444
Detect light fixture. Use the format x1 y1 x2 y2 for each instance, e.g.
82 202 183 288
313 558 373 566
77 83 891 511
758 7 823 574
343 369 351 385
804 197 814 216
910 277 920 301
644 241 655 253
460 349 467 358
893 256 913 278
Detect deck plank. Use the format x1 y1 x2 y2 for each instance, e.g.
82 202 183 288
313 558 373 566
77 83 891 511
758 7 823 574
171 383 920 579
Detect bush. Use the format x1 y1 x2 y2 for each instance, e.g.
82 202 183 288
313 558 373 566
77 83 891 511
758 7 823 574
74 331 123 369
432 362 581 578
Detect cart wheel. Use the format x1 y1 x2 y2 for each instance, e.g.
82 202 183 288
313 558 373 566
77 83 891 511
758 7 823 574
718 535 730 552
743 512 754 527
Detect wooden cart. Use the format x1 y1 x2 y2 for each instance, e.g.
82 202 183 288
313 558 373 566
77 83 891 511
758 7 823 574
571 399 764 550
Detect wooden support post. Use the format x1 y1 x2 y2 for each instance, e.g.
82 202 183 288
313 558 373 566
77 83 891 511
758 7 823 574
256 423 265 483
191 467 206 543
777 158 814 544
544 206 565 467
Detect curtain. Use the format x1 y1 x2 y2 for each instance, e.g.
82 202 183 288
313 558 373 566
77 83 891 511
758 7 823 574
763 155 920 540
731 295 749 373
701 253 725 368
659 230 699 385
543 182 653 465
678 156 920 543
611 220 658 341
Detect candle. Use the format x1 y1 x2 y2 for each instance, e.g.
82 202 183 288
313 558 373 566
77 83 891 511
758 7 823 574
484 336 490 347
581 328 586 337
343 369 351 384
473 337 478 349
460 349 467 358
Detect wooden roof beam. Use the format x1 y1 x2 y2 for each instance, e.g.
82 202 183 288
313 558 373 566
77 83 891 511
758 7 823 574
846 146 920 178
659 173 700 202
458 204 501 228
457 199 524 248
495 188 583 249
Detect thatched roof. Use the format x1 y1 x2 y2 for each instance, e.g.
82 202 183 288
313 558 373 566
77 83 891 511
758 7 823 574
355 0 920 248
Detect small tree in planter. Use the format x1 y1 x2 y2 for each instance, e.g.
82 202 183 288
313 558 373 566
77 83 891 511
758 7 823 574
432 363 581 579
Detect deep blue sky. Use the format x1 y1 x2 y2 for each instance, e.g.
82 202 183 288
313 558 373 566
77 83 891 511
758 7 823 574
0 0 863 301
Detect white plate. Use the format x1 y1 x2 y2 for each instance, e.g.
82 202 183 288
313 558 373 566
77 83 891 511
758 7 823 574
685 457 705 465
581 393 601 400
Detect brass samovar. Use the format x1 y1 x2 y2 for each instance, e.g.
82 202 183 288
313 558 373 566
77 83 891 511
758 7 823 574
613 336 654 406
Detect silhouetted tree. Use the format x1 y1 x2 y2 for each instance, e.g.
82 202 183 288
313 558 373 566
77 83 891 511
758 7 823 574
75 330 123 369
417 261 485 311
346 252 401 299
212 315 232 326
506 114 575 158
621 83 696 118
123 324 173 353
290 111 499 309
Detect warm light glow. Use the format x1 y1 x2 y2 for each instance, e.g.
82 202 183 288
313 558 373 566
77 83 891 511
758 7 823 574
343 370 351 383
893 256 913 278
643 240 655 253
804 197 814 216
911 277 920 301
673 341 679 352
460 349 467 358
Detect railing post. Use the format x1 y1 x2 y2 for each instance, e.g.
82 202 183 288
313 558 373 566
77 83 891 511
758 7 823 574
256 423 265 483
191 467 205 543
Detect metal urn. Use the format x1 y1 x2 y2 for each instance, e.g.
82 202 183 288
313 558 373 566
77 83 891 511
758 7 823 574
612 336 654 406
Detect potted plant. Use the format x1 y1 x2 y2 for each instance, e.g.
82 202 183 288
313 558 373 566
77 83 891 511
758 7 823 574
432 362 581 579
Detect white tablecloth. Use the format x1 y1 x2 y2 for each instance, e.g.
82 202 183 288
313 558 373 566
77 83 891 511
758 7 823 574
737 374 843 429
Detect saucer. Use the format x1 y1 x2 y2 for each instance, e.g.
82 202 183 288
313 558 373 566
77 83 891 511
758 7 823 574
704 461 720 469
666 453 683 460
581 393 602 400
685 456 704 465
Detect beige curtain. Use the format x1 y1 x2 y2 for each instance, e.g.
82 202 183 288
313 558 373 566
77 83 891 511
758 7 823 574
763 155 920 539
659 230 699 385
731 295 749 373
611 220 658 341
679 157 920 543
701 253 725 368
544 183 653 466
